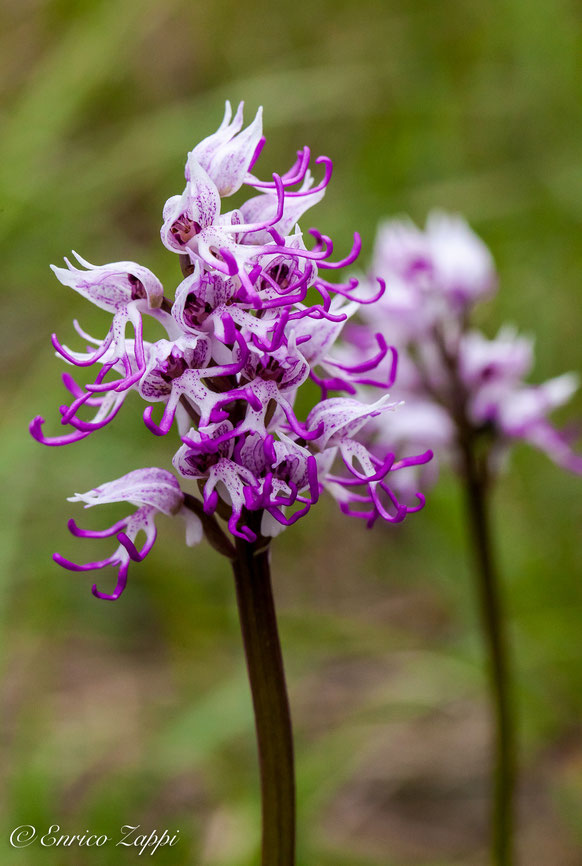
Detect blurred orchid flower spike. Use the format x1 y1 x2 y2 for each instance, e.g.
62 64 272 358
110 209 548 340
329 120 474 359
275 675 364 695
347 210 582 493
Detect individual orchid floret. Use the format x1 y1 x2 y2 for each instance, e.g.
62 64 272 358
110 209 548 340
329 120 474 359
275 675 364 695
171 262 235 333
49 253 165 375
190 101 264 196
170 261 299 351
306 395 399 449
365 211 497 343
458 326 534 390
460 328 582 473
50 252 164 311
161 160 223 253
437 325 582 473
375 211 496 307
307 396 433 524
53 468 200 600
33 255 170 445
423 211 497 306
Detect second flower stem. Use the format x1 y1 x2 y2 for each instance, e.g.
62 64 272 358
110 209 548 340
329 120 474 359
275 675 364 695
461 438 516 866
231 536 296 866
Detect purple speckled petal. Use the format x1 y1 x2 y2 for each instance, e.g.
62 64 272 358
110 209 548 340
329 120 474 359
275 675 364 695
51 253 163 311
161 161 221 253
192 103 263 196
68 467 184 515
307 395 398 448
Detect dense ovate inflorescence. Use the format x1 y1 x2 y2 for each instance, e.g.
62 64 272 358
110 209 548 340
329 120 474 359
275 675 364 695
348 211 582 492
31 102 432 600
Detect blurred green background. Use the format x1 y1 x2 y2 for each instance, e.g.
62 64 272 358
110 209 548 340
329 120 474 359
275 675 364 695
1 0 582 863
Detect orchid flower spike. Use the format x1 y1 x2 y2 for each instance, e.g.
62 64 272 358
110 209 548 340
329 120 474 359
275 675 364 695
349 210 582 490
32 101 433 598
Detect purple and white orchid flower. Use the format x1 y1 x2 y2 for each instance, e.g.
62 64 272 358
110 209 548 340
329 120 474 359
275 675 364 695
31 102 432 599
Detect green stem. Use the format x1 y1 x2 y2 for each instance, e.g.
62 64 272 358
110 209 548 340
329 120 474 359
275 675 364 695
231 537 296 866
461 440 516 866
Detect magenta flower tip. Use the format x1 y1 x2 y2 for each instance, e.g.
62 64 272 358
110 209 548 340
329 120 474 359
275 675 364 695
29 415 45 439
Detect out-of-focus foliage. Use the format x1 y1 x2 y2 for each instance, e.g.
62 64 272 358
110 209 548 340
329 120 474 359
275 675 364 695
1 0 582 863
